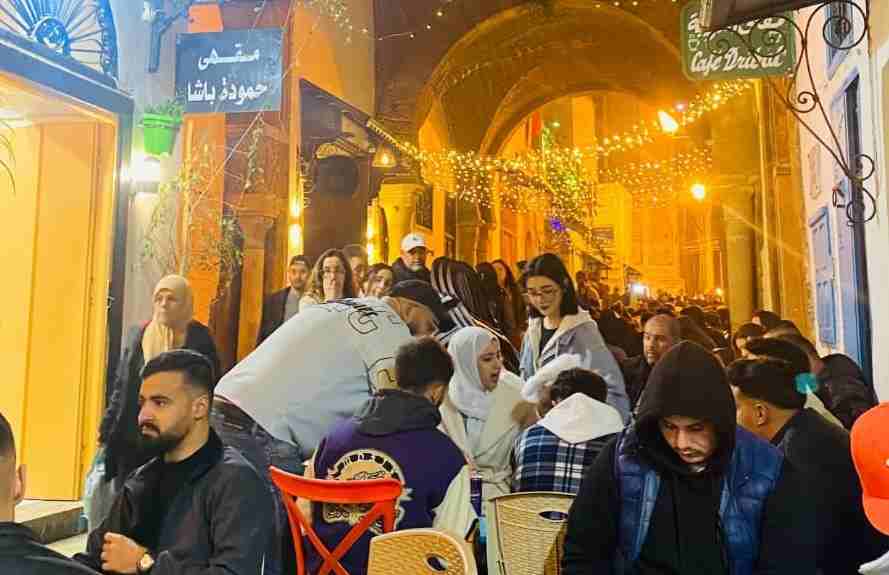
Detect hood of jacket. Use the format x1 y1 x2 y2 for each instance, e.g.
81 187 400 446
539 393 624 444
821 353 866 381
527 310 596 363
355 389 442 436
521 353 581 403
634 341 736 475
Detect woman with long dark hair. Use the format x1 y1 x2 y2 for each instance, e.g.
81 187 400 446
477 262 507 333
492 259 527 350
431 257 520 374
520 253 629 422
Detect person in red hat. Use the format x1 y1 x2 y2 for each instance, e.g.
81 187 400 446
853 404 889 574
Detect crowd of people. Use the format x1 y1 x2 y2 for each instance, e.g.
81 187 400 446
3 229 889 575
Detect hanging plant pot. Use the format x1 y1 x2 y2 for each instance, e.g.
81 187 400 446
141 113 182 157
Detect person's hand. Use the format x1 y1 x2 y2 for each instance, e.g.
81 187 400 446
101 533 146 574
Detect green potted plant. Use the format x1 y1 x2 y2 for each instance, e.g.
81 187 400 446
141 99 184 156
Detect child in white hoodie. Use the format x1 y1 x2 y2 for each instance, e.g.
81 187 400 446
511 354 625 494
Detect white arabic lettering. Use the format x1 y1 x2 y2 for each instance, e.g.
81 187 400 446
196 44 262 71
189 78 272 106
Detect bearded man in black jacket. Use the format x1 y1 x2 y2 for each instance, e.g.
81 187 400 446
563 342 814 575
76 350 272 575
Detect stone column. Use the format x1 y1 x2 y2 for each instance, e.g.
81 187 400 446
719 179 757 329
236 193 279 361
711 88 763 330
378 180 420 263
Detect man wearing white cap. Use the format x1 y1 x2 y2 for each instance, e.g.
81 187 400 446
393 232 432 284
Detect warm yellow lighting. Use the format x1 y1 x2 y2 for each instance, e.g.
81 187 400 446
290 196 301 219
658 110 680 134
132 155 162 184
691 183 707 201
366 243 376 262
715 287 724 297
373 145 396 168
366 225 374 240
289 223 302 247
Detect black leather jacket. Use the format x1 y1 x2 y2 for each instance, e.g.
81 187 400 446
76 431 272 575
99 322 219 480
0 522 98 575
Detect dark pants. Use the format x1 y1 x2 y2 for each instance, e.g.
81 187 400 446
211 399 304 575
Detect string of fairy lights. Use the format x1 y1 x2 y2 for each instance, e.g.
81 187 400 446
315 0 688 44
601 147 714 207
304 0 735 255
368 79 748 219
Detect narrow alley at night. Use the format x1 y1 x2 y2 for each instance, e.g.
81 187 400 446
2 1 889 574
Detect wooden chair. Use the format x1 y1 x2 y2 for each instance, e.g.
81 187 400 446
270 466 402 575
367 529 478 575
488 492 575 575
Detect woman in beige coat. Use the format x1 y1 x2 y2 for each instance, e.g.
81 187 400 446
439 326 532 501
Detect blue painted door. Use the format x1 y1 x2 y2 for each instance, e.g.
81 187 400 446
810 207 837 347
831 77 872 381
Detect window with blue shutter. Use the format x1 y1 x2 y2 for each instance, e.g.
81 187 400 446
810 207 837 346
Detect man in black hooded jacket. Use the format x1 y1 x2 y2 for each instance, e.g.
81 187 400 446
562 342 814 575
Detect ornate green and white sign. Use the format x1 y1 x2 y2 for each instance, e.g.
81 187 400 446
681 1 796 81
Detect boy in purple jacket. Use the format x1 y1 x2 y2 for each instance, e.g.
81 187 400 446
310 337 466 575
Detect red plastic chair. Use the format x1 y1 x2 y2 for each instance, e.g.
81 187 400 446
270 466 402 575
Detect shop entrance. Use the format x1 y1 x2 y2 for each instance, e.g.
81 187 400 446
0 73 119 500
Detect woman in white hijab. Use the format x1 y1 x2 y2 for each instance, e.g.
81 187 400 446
98 275 220 487
439 326 531 501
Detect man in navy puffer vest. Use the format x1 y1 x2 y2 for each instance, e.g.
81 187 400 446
562 341 814 575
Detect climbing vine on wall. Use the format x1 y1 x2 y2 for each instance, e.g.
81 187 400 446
140 140 244 293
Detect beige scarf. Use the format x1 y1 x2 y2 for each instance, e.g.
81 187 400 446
142 275 194 362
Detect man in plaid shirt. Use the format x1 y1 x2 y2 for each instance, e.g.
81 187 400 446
512 367 625 494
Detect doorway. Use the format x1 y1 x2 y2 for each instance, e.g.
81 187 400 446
834 77 872 383
0 73 119 499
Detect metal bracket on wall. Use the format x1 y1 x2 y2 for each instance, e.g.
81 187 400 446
145 0 194 73
147 0 229 73
705 0 875 226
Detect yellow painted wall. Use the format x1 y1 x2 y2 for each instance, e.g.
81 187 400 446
287 0 374 265
633 206 684 294
594 183 633 289
419 99 451 259
0 116 116 499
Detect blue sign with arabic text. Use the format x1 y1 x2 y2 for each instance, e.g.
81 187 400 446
176 29 283 114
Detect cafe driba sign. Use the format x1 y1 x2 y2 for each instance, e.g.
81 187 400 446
681 1 796 81
176 29 283 114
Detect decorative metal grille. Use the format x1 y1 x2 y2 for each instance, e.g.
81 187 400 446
0 0 119 79
705 0 874 226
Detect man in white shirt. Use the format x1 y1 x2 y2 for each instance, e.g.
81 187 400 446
212 284 454 575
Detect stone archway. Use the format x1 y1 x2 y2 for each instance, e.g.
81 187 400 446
413 0 691 153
